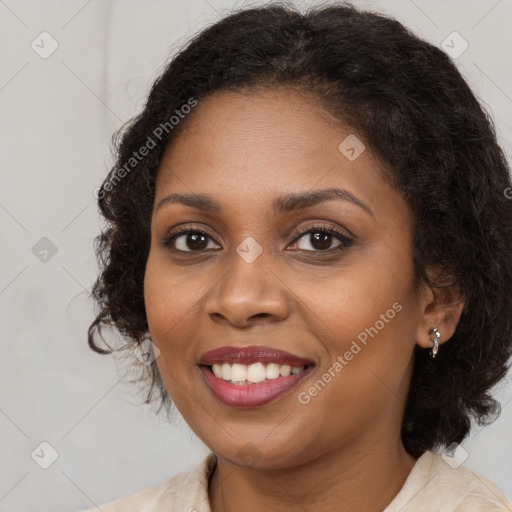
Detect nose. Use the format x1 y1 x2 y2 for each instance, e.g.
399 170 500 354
205 249 290 328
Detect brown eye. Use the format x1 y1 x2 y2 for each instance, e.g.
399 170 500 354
295 231 340 251
180 232 209 251
291 226 353 252
310 232 334 250
164 229 220 252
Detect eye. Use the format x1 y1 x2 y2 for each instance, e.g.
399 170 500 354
163 227 220 252
289 224 353 252
162 223 353 254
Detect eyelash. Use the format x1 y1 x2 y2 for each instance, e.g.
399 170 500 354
162 223 354 254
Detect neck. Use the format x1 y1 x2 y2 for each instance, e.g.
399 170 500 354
208 437 417 512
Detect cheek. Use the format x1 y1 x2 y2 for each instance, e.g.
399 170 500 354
144 245 206 329
292 246 416 345
144 256 202 413
143 251 199 364
293 247 418 398
293 287 417 447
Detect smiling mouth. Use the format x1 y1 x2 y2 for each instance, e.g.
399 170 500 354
204 362 312 385
198 345 315 407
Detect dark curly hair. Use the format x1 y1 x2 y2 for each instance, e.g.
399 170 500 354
88 2 512 458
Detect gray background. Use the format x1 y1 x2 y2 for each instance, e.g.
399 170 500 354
1 1 511 510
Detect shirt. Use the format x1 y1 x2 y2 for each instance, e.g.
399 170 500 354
79 450 512 511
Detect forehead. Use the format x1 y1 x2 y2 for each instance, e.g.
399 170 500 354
162 87 363 166
154 88 406 222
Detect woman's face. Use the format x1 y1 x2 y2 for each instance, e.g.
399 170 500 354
144 88 427 468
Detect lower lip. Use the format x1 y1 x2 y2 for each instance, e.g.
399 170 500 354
200 365 314 408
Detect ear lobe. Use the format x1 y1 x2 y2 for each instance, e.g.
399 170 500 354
415 275 465 351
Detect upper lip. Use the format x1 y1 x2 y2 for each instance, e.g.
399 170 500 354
198 345 315 367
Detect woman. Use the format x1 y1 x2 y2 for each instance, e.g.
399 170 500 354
85 3 512 511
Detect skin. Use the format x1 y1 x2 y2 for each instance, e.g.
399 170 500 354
143 87 464 512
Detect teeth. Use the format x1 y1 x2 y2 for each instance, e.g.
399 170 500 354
221 363 231 381
231 363 247 382
210 362 306 384
247 362 266 383
280 365 291 377
212 364 223 378
266 363 280 379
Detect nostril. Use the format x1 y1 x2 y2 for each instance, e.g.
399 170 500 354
250 313 271 320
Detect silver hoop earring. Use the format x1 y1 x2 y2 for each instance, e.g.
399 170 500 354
428 327 440 358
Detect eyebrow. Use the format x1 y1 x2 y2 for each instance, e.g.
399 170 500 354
156 187 373 217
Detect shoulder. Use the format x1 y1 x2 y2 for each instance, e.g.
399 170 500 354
385 450 512 512
77 453 216 512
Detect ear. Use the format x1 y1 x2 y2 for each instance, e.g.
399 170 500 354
414 268 465 351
